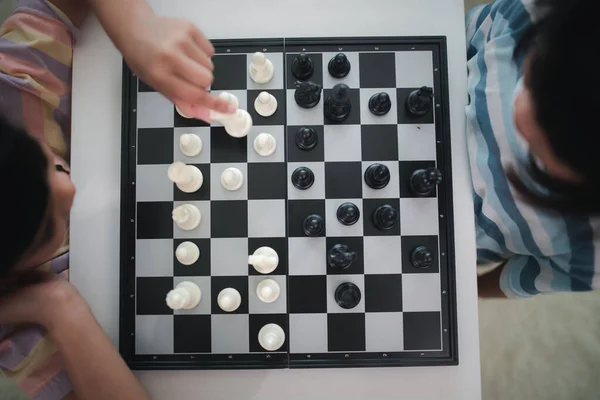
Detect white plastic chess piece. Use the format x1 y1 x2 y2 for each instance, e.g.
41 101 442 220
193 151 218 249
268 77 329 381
249 52 274 84
168 161 203 193
258 323 285 351
175 241 200 265
256 279 280 303
172 204 201 231
217 288 241 312
254 91 278 117
253 133 276 157
220 167 244 191
221 109 253 138
248 246 278 274
175 105 191 118
179 133 203 157
166 281 201 310
209 92 239 121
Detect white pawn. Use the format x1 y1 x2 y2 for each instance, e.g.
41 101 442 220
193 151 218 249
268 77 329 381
217 288 241 312
254 91 278 117
166 281 201 310
168 161 203 193
220 167 244 191
209 92 240 122
175 241 200 265
172 204 201 231
179 133 203 157
221 109 253 138
248 246 278 274
253 132 276 157
256 279 280 303
249 52 274 84
258 323 285 351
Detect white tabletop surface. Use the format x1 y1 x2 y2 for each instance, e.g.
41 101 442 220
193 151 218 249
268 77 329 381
70 0 481 399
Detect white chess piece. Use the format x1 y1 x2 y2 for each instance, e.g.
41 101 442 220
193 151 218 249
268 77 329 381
253 132 276 157
258 323 285 351
220 109 253 138
175 241 200 265
248 246 278 274
220 167 244 191
256 279 280 303
179 133 203 157
172 204 201 231
254 91 278 117
175 105 191 118
217 288 241 312
166 281 201 310
209 92 239 121
248 52 274 84
168 161 203 192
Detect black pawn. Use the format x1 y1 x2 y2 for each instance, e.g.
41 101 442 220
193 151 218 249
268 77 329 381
335 282 361 309
328 53 351 78
337 202 360 226
369 92 392 116
373 204 399 230
410 167 442 196
295 127 318 150
291 53 314 80
406 86 434 116
294 80 322 109
364 163 390 189
328 244 356 269
303 214 324 237
411 246 433 269
324 83 351 123
292 167 315 190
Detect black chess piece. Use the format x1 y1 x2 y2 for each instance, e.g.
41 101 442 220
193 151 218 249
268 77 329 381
410 246 433 269
372 204 399 230
303 214 324 237
324 83 351 123
410 167 442 196
295 127 318 150
368 92 392 116
328 53 351 78
337 202 360 226
328 244 357 269
405 86 434 116
334 282 361 309
291 53 314 80
364 163 390 189
292 166 315 190
294 80 322 109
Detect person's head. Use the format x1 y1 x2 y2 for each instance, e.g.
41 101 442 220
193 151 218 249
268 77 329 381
510 0 599 215
0 117 75 277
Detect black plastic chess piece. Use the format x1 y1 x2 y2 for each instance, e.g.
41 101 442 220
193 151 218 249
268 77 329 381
295 127 318 150
292 166 315 190
405 86 434 116
303 214 324 237
294 80 322 109
291 53 314 80
368 92 392 116
372 204 399 230
364 163 391 189
411 246 433 269
328 53 351 78
410 167 442 196
328 244 357 269
334 282 361 309
324 83 352 123
337 202 360 226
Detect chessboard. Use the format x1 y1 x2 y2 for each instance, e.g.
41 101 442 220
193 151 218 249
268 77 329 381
119 37 458 370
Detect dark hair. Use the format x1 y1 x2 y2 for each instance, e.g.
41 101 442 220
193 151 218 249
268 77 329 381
0 117 51 276
509 0 600 216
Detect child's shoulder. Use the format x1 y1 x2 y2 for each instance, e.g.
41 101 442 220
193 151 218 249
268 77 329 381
467 0 536 44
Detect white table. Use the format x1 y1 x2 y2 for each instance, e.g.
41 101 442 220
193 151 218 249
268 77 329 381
70 1 481 399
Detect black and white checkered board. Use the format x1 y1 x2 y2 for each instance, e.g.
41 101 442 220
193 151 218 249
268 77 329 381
119 37 457 370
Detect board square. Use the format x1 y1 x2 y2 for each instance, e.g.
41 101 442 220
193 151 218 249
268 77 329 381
173 238 210 277
210 201 248 238
210 238 249 276
401 236 440 274
325 162 363 199
248 237 288 275
174 315 212 353
173 276 211 315
135 315 173 354
210 127 248 163
364 274 403 312
288 237 326 275
247 126 285 163
137 201 173 239
360 125 399 161
398 160 437 198
395 51 434 88
173 127 211 164
363 236 402 274
137 276 173 315
323 88 361 125
286 125 325 162
137 165 173 202
359 89 398 126
246 52 284 90
173 164 211 201
400 198 440 236
286 53 323 87
286 89 324 126
247 89 286 126
402 273 442 312
324 199 363 237
397 88 434 124
137 92 173 128
248 275 287 314
136 239 173 277
138 128 174 165
323 125 362 162
288 162 325 200
249 314 289 353
173 200 210 239
361 161 400 199
247 163 287 200
397 124 436 161
287 200 326 238
288 275 327 313
248 200 286 238
403 312 441 350
211 276 249 314
327 313 365 351
211 314 250 354
212 54 247 90
210 163 248 201
138 79 155 92
325 237 364 275
365 313 404 352
327 274 365 313
359 53 396 88
210 90 248 127
321 51 360 89
362 198 401 236
289 314 328 353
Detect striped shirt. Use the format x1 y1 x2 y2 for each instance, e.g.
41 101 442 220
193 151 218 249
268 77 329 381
466 0 600 297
